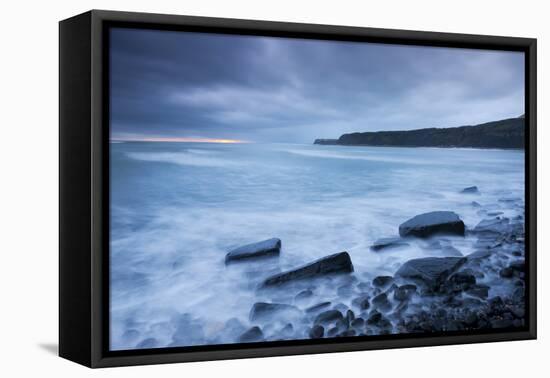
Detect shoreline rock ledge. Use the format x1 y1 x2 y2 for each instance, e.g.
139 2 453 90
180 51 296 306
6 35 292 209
399 211 465 238
225 238 281 265
262 252 354 287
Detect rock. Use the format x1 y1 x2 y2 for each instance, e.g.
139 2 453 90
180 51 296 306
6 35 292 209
466 284 489 299
396 257 466 290
366 310 392 328
306 302 331 314
249 302 301 322
314 310 343 325
399 211 465 238
351 318 365 328
370 237 410 252
461 186 479 194
499 267 514 278
337 283 354 296
294 289 314 301
446 272 476 292
239 326 264 342
309 325 324 338
351 294 371 310
372 293 392 312
262 252 354 287
471 201 482 208
467 249 492 262
393 284 417 301
225 238 281 265
136 337 157 349
473 217 510 236
487 211 504 216
372 275 393 288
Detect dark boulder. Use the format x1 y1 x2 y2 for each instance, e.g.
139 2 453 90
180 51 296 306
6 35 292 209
466 284 489 299
306 302 331 314
399 211 465 238
393 284 417 301
225 238 281 265
261 252 354 287
370 237 410 252
396 257 466 290
314 310 344 325
351 294 371 310
294 289 314 301
372 293 392 312
372 275 393 288
309 325 324 338
473 217 510 236
249 302 301 322
239 326 264 342
461 186 479 194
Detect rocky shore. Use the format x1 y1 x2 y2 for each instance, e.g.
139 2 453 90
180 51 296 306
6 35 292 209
132 187 526 348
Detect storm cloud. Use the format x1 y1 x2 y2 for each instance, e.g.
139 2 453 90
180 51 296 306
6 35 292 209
110 28 524 143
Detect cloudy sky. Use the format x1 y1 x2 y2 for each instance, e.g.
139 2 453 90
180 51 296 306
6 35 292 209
110 28 524 143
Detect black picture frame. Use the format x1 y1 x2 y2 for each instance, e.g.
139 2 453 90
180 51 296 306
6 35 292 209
59 9 537 368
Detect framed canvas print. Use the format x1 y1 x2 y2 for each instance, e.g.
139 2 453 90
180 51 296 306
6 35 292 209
59 10 537 368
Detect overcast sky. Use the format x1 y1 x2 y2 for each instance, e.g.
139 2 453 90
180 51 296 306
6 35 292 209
110 28 525 143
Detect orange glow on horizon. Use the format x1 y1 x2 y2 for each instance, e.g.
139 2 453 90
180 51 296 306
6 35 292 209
112 137 249 144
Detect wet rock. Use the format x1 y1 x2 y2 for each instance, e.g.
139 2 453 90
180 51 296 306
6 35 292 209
466 284 489 299
136 337 157 349
262 252 354 287
367 310 392 328
309 325 324 338
491 318 514 329
225 238 281 265
294 289 314 301
393 284 417 301
327 327 339 337
239 326 264 342
461 186 479 194
396 257 466 291
372 275 393 288
473 217 510 236
370 237 410 252
372 293 392 312
315 310 344 325
471 201 482 208
445 272 476 292
351 294 370 310
499 267 514 278
351 318 365 328
399 211 465 238
306 302 331 314
249 302 301 322
467 249 492 262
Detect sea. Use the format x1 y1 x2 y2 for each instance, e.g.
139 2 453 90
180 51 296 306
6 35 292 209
109 141 525 350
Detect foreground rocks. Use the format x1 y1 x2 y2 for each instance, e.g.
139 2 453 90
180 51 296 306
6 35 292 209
262 252 354 287
178 191 525 348
396 257 466 292
399 211 465 238
225 238 281 265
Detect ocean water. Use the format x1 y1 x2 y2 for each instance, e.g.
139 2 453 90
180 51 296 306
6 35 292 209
109 142 525 350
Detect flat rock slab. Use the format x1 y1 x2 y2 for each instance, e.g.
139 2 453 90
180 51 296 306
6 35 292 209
399 211 465 238
262 252 354 287
225 238 281 265
370 237 410 252
461 186 479 194
396 257 466 290
249 302 301 322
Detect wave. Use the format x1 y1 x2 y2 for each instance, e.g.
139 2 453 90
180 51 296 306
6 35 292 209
126 151 244 168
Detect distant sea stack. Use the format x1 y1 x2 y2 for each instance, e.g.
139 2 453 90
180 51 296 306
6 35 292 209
314 115 525 149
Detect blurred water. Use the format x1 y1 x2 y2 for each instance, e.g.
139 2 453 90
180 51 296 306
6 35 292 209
110 142 524 350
